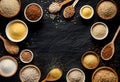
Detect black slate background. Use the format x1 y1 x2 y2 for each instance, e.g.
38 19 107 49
0 0 120 82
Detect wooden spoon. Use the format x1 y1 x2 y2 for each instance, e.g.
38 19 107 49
0 35 19 55
42 68 63 82
48 0 72 13
101 26 120 60
63 0 79 18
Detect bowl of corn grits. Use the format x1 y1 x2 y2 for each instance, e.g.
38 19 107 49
6 19 28 42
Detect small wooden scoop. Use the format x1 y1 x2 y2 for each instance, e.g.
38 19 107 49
101 26 120 60
0 35 19 55
48 0 72 13
63 0 79 18
42 68 63 82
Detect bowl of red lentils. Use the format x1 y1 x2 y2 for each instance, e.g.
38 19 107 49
24 3 43 22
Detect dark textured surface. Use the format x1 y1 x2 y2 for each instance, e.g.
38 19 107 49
0 0 120 82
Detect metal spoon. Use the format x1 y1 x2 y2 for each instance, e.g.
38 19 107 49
101 26 120 60
63 0 79 18
41 68 63 82
48 0 72 14
0 35 19 55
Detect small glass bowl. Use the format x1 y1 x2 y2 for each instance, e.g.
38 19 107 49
80 5 94 19
6 19 28 42
90 22 109 40
20 49 34 63
24 3 43 22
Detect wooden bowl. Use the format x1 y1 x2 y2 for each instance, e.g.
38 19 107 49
81 51 100 69
96 0 118 20
92 66 118 82
0 56 18 77
0 0 21 18
19 65 41 82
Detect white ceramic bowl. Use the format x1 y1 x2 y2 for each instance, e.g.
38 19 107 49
66 68 85 82
90 22 109 40
80 5 94 19
6 19 28 42
20 49 34 63
24 3 43 22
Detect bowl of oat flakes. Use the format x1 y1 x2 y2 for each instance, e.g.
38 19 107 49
92 66 118 82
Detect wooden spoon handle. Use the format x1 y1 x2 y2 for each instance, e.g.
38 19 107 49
41 79 46 82
0 35 5 41
59 0 71 6
112 26 120 43
72 0 79 7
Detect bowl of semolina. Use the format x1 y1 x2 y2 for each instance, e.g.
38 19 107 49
81 51 100 69
80 5 94 19
6 19 28 42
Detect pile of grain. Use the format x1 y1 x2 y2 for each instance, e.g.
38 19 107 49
97 1 117 20
0 0 21 18
93 69 117 82
20 65 41 82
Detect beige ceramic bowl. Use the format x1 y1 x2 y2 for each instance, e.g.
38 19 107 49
24 3 43 22
81 51 100 69
92 66 118 82
20 49 34 63
80 5 94 19
19 65 41 82
66 68 85 82
96 0 118 20
90 22 109 40
0 0 21 18
6 19 28 42
0 56 18 77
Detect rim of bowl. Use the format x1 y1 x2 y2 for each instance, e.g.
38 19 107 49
20 49 34 63
81 51 100 69
5 19 28 42
24 3 43 22
19 64 41 82
0 0 21 18
0 56 18 77
96 0 118 20
66 68 85 82
92 66 118 82
90 22 109 40
80 5 94 19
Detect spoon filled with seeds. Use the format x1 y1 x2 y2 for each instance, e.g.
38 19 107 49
42 68 63 82
48 0 72 14
101 26 120 60
63 0 79 18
